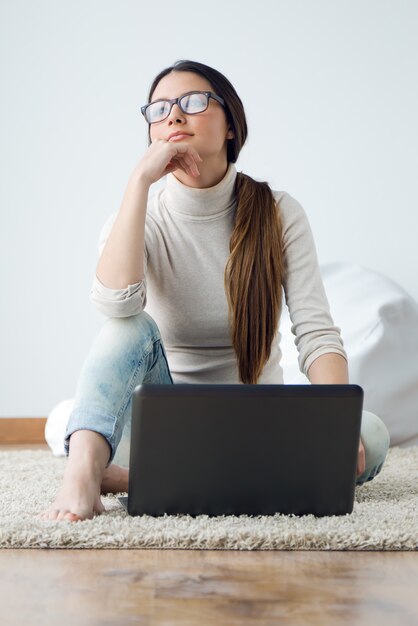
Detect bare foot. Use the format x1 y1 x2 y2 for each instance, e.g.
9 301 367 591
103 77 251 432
101 463 129 495
36 459 105 522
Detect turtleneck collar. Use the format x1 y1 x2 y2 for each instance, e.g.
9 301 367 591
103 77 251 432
162 162 238 221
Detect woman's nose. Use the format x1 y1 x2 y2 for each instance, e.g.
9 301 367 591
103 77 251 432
168 103 185 122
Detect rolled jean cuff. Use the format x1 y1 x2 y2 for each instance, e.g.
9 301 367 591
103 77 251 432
63 406 120 468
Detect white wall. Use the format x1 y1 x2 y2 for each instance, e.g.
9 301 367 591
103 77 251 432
1 0 417 417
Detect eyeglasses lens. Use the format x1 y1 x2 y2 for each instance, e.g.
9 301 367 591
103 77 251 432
147 101 170 124
180 92 207 114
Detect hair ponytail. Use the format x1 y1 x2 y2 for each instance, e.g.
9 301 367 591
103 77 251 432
224 173 285 383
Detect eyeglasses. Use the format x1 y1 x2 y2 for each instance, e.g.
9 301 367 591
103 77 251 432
140 90 225 124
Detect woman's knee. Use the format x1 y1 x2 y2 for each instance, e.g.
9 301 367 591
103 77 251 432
94 311 162 357
360 410 390 470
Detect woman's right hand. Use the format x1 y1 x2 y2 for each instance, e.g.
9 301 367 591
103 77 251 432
132 138 203 186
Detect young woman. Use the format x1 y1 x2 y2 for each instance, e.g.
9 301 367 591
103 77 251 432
37 59 390 522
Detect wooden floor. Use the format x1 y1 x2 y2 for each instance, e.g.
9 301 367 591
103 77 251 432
1 444 417 626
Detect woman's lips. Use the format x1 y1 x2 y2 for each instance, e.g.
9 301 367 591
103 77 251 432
168 134 193 142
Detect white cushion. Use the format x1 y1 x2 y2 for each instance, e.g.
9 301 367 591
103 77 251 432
45 262 418 456
44 399 74 457
281 262 418 447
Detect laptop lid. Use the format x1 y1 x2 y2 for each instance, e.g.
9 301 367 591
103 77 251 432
119 384 363 517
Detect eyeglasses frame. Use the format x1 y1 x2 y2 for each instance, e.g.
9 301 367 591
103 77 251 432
140 90 226 124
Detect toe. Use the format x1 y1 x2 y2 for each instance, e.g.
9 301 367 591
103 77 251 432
56 510 71 521
64 512 83 522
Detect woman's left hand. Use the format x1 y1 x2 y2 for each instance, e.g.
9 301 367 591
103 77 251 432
356 437 366 477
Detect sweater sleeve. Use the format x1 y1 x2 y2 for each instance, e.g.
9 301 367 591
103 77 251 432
89 210 147 318
277 191 347 377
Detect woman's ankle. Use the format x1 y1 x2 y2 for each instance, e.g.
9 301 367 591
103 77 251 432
67 429 112 472
101 464 129 494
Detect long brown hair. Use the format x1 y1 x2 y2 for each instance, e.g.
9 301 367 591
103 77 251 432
145 60 285 384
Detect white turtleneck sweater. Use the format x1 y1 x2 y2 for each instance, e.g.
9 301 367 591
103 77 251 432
90 163 347 384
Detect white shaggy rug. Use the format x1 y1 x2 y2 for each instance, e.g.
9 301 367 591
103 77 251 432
0 447 417 550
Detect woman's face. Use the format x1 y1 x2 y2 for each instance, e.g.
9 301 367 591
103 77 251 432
149 71 232 164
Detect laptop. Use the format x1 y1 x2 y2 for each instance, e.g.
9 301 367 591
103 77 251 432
118 384 363 517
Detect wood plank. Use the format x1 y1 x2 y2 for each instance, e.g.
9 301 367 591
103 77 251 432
0 548 417 625
0 418 47 443
0 443 50 450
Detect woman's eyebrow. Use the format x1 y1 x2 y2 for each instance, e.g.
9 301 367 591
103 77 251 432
150 90 200 103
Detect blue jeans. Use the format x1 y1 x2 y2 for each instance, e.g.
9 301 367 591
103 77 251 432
64 311 390 485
